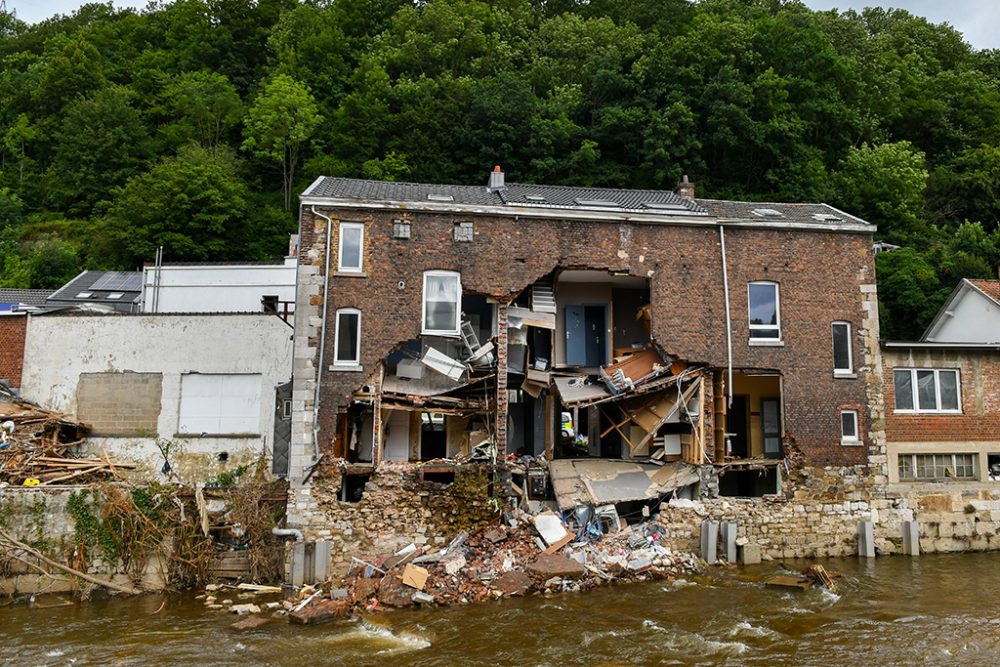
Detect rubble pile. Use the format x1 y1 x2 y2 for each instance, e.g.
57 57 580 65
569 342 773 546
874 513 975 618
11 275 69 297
0 387 132 486
290 511 704 622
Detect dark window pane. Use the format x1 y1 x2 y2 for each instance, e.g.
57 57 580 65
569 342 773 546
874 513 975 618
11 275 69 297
939 371 959 410
832 323 850 371
749 283 777 326
916 370 937 410
336 312 359 362
894 370 913 410
841 411 856 439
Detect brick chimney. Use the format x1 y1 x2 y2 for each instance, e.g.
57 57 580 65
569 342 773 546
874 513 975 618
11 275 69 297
676 174 695 201
487 165 505 191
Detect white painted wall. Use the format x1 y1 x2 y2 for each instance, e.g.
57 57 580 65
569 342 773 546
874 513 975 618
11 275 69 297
21 313 293 483
141 259 297 314
926 285 1000 343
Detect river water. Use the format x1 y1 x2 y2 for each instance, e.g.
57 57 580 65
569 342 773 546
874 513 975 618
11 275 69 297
2 553 999 666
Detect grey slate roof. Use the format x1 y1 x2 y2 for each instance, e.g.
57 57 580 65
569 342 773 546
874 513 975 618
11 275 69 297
695 199 870 226
47 271 142 308
305 177 708 214
0 288 54 307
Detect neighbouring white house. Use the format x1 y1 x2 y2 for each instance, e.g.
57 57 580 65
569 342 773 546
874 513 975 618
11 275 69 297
922 278 1000 344
141 253 297 317
20 312 294 484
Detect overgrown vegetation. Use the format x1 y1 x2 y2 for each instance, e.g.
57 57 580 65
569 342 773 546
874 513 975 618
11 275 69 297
2 1 999 337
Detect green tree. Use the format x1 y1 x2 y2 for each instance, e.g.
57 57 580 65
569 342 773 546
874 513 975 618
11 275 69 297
242 74 320 209
833 142 929 246
876 247 943 340
107 144 249 265
163 71 243 149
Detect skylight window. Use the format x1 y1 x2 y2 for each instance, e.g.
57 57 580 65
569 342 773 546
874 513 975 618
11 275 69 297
107 292 124 300
76 292 93 299
813 213 842 222
427 194 454 202
751 208 784 218
642 201 688 211
525 195 546 202
574 199 619 208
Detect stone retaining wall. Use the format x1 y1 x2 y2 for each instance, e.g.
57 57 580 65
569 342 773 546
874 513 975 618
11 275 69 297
288 462 498 575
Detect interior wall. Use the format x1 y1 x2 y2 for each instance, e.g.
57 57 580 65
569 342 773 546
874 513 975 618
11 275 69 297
731 374 781 457
554 282 612 366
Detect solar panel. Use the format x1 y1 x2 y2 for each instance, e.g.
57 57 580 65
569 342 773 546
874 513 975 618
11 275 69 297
90 272 143 292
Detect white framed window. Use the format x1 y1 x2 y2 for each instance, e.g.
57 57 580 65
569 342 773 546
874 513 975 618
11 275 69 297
898 453 976 481
178 373 261 435
422 271 461 335
334 308 361 366
841 409 859 444
748 281 780 340
832 322 852 374
338 222 365 272
893 368 961 413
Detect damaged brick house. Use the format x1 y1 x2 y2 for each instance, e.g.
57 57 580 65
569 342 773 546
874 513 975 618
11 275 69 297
286 167 880 563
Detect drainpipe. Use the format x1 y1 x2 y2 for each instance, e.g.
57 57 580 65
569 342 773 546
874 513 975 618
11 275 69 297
310 206 334 465
718 226 733 408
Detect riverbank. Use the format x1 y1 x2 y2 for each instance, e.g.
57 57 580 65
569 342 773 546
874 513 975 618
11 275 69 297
4 553 999 666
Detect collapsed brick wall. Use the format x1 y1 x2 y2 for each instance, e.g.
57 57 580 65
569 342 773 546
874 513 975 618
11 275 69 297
289 462 497 574
882 348 1000 442
0 315 27 389
298 207 877 469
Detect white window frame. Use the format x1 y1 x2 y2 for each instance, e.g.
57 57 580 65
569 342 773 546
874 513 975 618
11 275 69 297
840 409 859 445
178 373 262 436
832 321 853 375
893 368 962 414
333 308 362 367
898 453 977 481
337 222 365 272
422 270 461 336
747 281 781 341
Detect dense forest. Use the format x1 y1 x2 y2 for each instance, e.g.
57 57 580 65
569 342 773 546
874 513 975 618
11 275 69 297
1 0 998 338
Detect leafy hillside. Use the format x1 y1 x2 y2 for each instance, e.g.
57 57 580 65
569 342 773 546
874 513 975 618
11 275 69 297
1 0 998 339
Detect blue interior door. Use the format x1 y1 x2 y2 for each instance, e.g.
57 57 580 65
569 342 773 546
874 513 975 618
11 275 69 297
565 305 586 366
584 305 606 367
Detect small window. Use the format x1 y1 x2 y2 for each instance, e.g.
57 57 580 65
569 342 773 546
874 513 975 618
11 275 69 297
281 399 292 420
422 271 461 335
748 282 780 340
107 292 124 300
334 308 361 366
841 410 859 444
893 369 961 413
338 222 364 272
76 291 93 299
832 322 852 374
453 222 474 242
392 219 411 239
898 453 976 481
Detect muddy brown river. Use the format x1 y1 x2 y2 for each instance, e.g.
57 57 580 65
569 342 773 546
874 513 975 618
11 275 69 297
2 554 999 666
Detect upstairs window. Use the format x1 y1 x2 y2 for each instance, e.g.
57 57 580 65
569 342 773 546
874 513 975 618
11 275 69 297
423 271 461 335
748 281 780 340
334 308 361 366
893 369 960 413
832 322 852 374
338 222 364 272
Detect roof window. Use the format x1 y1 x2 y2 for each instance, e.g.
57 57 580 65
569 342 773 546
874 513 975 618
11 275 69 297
812 213 842 222
642 201 688 211
525 195 546 202
574 199 619 208
76 292 93 299
427 194 454 202
751 208 784 218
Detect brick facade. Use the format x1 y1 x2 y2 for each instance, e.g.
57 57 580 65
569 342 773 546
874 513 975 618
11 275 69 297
883 348 1000 443
0 314 27 389
297 205 877 469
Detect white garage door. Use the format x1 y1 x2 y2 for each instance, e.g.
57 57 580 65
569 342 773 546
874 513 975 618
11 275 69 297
179 373 262 435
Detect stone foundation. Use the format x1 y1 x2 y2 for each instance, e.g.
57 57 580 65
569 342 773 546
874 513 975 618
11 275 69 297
288 461 498 575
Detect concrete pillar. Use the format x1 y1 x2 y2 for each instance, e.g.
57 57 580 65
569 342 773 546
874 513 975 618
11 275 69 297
290 542 306 586
719 521 738 562
700 520 719 564
857 520 875 558
902 520 920 556
314 541 332 580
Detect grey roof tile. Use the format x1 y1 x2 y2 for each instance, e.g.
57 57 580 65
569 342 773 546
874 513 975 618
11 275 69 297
48 271 143 304
0 288 54 307
695 199 872 227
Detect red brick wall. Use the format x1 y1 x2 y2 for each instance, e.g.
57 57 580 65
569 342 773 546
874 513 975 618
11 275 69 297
300 208 876 467
0 315 27 388
883 348 1000 442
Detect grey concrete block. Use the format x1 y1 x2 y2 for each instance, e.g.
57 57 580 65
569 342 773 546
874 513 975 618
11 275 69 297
902 520 920 556
720 522 738 562
858 521 875 558
700 520 719 564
